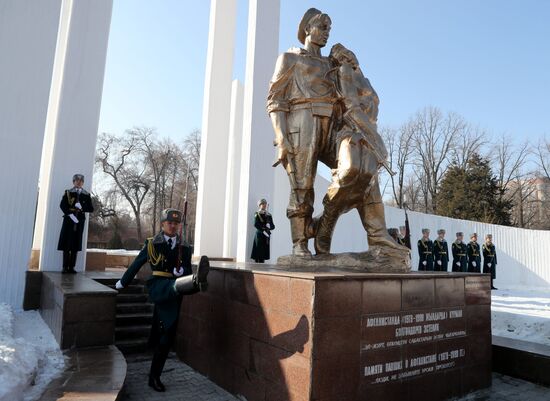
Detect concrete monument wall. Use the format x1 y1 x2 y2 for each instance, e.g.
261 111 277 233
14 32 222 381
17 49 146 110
33 0 113 272
194 0 238 257
0 0 63 307
235 0 281 263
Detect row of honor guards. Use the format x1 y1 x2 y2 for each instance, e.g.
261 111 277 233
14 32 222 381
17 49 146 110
416 229 498 289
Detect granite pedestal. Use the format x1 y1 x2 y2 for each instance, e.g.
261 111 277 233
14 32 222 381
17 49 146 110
176 262 492 401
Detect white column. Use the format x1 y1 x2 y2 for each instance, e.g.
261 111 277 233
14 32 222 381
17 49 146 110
0 0 62 307
35 0 113 272
222 80 244 258
236 0 281 262
194 0 238 257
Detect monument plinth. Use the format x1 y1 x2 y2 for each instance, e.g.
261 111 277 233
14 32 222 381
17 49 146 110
176 262 492 401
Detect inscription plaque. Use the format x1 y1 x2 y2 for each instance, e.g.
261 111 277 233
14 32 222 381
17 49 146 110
361 307 468 385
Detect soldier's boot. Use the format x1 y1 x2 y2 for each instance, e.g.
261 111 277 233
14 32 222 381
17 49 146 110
149 343 169 392
174 256 210 294
290 217 311 257
314 204 341 255
359 200 406 251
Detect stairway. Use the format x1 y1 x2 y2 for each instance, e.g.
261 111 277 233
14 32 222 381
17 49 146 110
94 277 154 354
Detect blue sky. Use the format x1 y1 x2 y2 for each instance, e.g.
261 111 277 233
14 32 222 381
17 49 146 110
98 0 550 142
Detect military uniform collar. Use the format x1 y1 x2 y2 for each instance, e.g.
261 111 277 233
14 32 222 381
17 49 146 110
68 187 89 195
152 231 179 245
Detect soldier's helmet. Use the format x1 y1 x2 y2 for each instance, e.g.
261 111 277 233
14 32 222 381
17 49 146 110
161 208 182 223
258 198 268 207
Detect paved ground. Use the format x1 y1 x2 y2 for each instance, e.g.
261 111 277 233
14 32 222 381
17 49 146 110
456 373 550 401
120 353 239 401
120 353 549 401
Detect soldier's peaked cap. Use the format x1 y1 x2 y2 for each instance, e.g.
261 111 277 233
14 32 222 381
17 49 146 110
298 8 323 45
72 174 84 181
456 232 463 237
422 228 430 233
161 208 182 223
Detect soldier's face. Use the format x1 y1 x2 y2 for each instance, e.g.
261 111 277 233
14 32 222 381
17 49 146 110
162 221 179 236
457 235 463 242
307 15 331 47
73 178 83 188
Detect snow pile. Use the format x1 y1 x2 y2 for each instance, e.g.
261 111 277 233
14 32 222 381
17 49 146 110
491 289 550 346
0 304 65 401
87 248 140 256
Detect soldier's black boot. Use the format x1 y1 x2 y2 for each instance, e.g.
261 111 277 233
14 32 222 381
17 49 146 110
174 255 210 294
148 375 165 392
62 251 70 274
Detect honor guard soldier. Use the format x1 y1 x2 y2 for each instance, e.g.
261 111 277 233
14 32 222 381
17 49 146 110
452 232 468 272
251 199 275 263
115 209 210 392
467 233 481 273
417 228 434 271
483 234 498 290
433 229 449 272
57 174 94 274
388 228 400 244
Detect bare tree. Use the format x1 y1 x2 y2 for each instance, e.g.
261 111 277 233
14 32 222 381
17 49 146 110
492 134 530 202
535 137 550 180
452 124 488 169
95 132 150 241
412 107 466 213
382 123 415 208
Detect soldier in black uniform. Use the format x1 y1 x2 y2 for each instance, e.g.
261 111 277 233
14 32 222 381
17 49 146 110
451 232 468 272
388 228 400 244
482 234 498 289
251 199 275 263
115 209 210 392
433 229 449 272
467 233 481 273
57 174 94 274
417 228 434 271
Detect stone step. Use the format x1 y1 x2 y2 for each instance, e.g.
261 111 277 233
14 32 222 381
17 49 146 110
116 302 153 315
116 312 153 326
116 338 150 355
116 293 149 303
115 324 151 341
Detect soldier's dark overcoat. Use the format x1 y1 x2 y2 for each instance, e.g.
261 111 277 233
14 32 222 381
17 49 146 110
417 238 434 271
452 242 468 272
251 211 275 262
120 233 192 345
57 188 94 251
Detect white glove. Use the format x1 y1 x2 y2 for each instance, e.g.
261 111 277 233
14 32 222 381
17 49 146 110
488 263 492 267
472 261 477 267
437 260 442 265
115 280 124 290
173 267 184 277
422 261 427 266
263 231 270 238
266 223 271 229
457 262 461 267
75 202 82 210
69 214 78 224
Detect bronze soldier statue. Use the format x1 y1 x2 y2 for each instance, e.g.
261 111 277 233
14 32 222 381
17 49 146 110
268 9 407 263
268 8 338 256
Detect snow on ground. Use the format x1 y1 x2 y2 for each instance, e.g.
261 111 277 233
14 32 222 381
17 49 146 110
87 248 140 256
491 289 550 346
0 304 65 401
